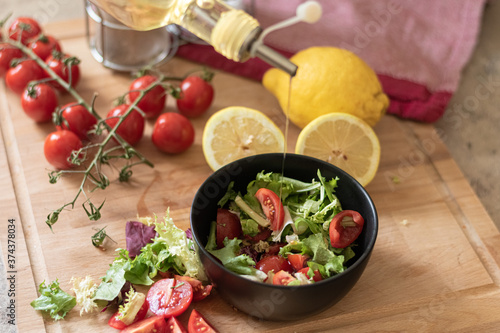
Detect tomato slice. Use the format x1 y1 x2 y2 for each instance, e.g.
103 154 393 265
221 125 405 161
120 315 168 333
174 275 213 302
255 188 285 231
272 270 296 286
166 316 187 333
147 279 193 318
255 255 293 275
287 254 309 271
188 309 218 333
297 267 323 282
329 210 365 248
216 208 242 248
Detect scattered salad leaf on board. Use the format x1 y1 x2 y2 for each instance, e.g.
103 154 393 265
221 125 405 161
30 280 76 320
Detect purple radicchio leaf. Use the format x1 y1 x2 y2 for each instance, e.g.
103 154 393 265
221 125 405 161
126 221 157 258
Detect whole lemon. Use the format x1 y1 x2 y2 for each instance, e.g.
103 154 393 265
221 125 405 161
263 47 389 128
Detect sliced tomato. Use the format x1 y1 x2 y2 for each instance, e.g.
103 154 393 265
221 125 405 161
297 267 323 282
147 278 193 318
120 316 168 333
256 255 293 275
174 275 212 302
187 309 218 333
272 270 296 286
255 188 284 231
108 297 149 329
216 208 242 248
166 316 187 333
329 210 365 248
287 254 309 271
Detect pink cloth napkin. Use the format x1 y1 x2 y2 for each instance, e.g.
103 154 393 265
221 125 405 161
176 0 488 122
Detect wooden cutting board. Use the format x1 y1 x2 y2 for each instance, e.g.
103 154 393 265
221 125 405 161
2 19 500 332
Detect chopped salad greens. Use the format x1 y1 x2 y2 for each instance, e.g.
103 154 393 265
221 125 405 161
206 170 364 285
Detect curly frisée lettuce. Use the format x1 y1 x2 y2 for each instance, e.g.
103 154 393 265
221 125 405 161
207 170 360 284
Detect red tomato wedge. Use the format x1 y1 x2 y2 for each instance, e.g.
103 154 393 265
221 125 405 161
120 315 168 333
297 267 323 282
147 279 193 318
255 188 285 231
174 275 212 302
272 270 296 286
188 309 218 333
329 210 365 248
166 316 187 333
255 255 293 275
287 254 309 271
216 208 242 248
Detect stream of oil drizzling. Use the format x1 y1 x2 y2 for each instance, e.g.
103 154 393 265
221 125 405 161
279 75 294 200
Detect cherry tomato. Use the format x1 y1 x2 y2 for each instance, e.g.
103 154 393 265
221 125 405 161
128 75 166 119
8 17 42 45
174 275 212 302
45 52 80 91
255 188 285 231
120 316 168 333
287 254 309 271
255 255 293 275
176 76 214 118
56 103 97 140
329 210 365 248
0 43 23 77
187 309 218 333
216 208 242 248
272 270 296 286
297 267 323 282
29 34 62 61
108 300 148 330
147 278 193 318
166 316 187 333
151 112 194 154
44 130 82 170
21 83 58 122
5 59 46 94
105 104 145 146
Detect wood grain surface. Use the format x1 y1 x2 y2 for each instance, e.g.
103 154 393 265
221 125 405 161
1 20 500 332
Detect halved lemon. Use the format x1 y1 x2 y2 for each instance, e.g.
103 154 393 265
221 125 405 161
295 113 380 187
202 106 285 171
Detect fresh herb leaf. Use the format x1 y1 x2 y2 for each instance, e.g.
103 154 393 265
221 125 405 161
31 280 76 320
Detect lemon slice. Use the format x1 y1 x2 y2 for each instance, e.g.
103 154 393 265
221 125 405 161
202 106 285 170
295 113 380 187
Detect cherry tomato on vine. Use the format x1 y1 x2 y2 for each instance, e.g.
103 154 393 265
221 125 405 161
29 34 62 61
255 188 285 231
120 316 168 333
176 75 214 118
21 83 58 122
105 104 145 146
329 210 364 248
45 52 80 91
55 103 97 140
216 208 242 248
128 74 166 119
5 59 46 94
146 278 193 318
151 112 194 154
255 255 293 275
0 43 23 77
44 130 82 170
188 309 218 333
8 17 42 45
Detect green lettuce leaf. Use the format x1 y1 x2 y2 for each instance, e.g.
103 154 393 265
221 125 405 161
208 238 257 275
31 280 76 320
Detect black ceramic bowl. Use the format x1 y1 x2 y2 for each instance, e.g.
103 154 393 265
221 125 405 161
190 153 378 321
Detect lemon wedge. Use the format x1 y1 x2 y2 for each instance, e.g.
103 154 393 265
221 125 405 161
202 106 285 171
295 113 380 187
